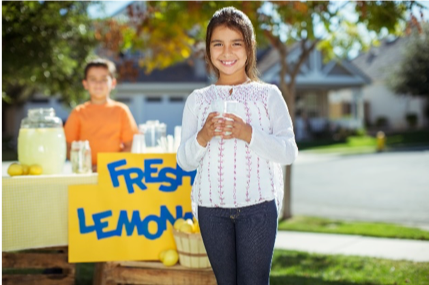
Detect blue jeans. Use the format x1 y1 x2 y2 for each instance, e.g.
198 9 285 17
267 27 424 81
198 200 278 285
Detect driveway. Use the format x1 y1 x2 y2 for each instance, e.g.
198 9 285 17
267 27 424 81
291 150 429 229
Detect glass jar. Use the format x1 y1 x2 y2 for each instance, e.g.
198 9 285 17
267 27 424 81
17 108 66 174
70 140 92 174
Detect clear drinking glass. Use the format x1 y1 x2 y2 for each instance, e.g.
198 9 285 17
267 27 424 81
211 99 224 137
224 101 239 135
70 140 92 174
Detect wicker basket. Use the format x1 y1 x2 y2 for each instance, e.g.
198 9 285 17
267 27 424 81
172 229 211 268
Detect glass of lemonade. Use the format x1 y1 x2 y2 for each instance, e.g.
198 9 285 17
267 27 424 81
18 108 66 175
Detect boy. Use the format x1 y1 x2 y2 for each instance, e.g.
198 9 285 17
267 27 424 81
64 58 138 171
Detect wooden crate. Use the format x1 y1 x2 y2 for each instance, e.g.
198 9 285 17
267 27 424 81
2 246 75 285
93 261 217 285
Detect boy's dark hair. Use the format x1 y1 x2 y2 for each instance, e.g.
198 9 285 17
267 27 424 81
205 7 259 81
84 58 117 79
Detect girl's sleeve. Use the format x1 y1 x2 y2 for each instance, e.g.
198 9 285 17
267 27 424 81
176 91 207 171
248 85 298 165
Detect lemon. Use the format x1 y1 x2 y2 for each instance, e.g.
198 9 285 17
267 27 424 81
192 221 200 233
29 164 43 175
159 250 167 262
7 163 23 176
161 249 178 266
21 164 29 175
186 218 194 226
179 223 193 234
173 218 186 230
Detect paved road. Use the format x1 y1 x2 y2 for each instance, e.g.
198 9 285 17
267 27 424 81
291 150 429 229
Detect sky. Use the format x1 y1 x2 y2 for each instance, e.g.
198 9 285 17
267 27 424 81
87 1 133 18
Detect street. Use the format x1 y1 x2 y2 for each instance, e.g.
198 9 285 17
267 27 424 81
291 150 429 229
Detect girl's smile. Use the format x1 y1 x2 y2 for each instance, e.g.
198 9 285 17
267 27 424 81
219 60 237 66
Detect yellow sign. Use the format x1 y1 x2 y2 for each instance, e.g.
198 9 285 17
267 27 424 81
68 153 196 263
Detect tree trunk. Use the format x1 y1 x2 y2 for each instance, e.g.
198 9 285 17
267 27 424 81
276 43 296 220
279 84 295 220
265 37 313 220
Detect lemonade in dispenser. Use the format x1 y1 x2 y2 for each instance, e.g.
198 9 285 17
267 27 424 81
18 108 66 174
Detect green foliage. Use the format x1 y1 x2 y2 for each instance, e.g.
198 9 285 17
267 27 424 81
279 216 429 241
388 23 429 98
271 250 429 285
2 1 98 106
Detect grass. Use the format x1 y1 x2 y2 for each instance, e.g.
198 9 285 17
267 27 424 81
298 130 429 155
385 130 429 149
73 251 429 285
302 135 377 155
270 250 429 285
279 216 429 241
76 263 96 285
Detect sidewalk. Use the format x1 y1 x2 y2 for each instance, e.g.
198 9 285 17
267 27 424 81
275 231 429 262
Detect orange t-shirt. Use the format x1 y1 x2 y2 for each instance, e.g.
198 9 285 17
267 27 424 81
64 99 138 165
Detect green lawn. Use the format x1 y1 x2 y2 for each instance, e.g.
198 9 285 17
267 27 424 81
298 130 429 155
301 135 377 155
279 216 429 241
73 251 429 285
270 250 429 285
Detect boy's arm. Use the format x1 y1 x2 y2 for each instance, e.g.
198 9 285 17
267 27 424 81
66 142 72 160
120 106 138 152
122 141 132 152
64 110 80 160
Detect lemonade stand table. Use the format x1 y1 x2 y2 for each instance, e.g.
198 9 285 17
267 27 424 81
2 173 98 251
2 173 98 284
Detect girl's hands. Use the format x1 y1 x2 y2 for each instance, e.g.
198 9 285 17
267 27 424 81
197 112 253 146
222 113 252 144
197 112 223 147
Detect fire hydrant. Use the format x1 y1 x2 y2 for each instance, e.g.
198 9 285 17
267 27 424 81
376 131 386 152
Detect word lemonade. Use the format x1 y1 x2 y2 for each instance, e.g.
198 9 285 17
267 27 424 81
76 157 196 241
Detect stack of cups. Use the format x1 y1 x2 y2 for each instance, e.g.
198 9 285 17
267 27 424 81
131 134 146 153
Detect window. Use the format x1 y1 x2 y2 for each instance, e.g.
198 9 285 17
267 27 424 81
169 97 184 103
146 97 162 103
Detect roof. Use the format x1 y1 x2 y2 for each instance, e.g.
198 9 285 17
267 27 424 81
258 42 371 90
352 36 409 81
116 59 209 83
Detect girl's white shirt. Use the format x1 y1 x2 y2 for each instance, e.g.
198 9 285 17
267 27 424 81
176 81 298 219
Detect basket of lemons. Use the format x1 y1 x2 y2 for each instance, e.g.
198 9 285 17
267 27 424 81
171 218 211 268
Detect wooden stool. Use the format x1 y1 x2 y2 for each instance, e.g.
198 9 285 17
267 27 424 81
93 261 216 285
2 246 75 285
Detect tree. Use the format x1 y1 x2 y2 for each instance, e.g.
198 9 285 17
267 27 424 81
97 1 424 219
2 1 98 107
388 23 429 98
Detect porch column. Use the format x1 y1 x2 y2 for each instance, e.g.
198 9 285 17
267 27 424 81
352 87 364 128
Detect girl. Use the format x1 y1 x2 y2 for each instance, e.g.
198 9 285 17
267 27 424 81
177 7 298 285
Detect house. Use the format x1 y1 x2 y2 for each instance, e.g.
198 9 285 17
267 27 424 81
257 44 371 140
330 36 428 131
4 46 371 145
